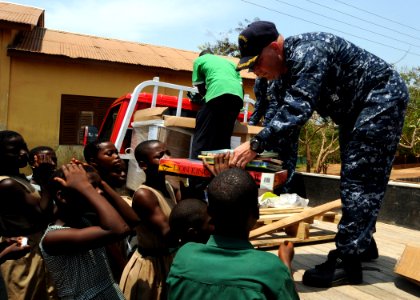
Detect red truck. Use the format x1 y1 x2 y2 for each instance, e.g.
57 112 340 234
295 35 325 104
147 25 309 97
95 78 255 157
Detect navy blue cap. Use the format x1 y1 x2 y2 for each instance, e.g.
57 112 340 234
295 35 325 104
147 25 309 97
236 21 279 71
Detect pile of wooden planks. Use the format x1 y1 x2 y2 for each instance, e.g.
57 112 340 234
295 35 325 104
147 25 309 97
251 199 342 248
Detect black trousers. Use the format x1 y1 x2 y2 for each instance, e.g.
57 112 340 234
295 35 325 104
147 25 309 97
191 94 243 159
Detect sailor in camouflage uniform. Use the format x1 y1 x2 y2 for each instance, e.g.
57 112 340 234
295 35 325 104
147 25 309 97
250 78 299 192
249 78 280 127
233 21 409 287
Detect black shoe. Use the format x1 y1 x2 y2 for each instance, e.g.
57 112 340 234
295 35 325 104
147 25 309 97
302 250 363 288
359 238 379 262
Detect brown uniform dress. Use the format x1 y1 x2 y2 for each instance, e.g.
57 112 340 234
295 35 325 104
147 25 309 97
119 183 176 300
0 176 57 300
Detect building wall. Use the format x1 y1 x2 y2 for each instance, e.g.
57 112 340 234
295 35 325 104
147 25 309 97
0 29 13 130
7 55 255 150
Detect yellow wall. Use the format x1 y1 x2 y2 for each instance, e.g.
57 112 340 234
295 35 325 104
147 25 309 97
0 29 12 130
7 55 255 150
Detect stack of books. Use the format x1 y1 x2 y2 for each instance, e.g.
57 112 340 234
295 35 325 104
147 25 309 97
199 149 283 172
158 149 287 190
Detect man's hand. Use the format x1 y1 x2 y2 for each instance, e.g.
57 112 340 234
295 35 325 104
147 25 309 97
229 141 257 169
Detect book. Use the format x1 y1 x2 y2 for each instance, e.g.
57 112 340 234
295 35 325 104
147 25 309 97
198 156 283 172
245 159 283 172
200 149 233 156
159 158 212 178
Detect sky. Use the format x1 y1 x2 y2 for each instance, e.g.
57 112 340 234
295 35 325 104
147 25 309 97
9 0 420 70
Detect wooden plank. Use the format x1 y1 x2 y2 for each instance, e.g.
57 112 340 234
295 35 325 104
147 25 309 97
314 211 341 223
394 245 420 285
284 222 310 239
252 234 336 248
250 199 342 238
258 213 300 222
288 221 420 300
259 207 304 215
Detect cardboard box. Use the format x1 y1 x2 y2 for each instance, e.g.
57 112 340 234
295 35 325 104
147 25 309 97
159 157 287 190
131 120 193 158
126 120 193 190
164 115 196 128
159 127 193 158
133 107 169 121
247 170 288 190
231 122 263 144
163 115 263 144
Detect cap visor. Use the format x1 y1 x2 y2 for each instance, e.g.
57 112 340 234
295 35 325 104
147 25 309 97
236 55 258 71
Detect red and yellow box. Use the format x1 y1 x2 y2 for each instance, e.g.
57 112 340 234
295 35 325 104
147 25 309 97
159 158 287 190
159 158 212 178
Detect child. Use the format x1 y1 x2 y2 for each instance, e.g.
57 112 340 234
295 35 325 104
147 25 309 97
39 163 139 299
83 141 128 192
169 198 213 246
83 140 134 279
119 140 178 300
0 130 57 299
0 237 31 300
28 146 58 192
167 168 299 300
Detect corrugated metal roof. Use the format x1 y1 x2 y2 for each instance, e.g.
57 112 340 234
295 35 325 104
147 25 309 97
0 2 44 27
9 27 255 79
2 1 254 78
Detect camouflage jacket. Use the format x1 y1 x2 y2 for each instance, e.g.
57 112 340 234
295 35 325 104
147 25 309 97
256 32 407 150
249 78 282 126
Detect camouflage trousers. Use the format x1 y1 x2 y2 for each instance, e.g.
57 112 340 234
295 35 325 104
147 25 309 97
336 72 409 255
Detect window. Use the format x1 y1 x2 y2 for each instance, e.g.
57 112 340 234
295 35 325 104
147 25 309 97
59 95 115 145
77 111 94 144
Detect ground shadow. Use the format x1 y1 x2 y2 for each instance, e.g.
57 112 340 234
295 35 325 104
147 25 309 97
293 253 419 296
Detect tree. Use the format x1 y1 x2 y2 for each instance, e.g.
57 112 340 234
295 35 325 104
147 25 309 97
313 123 340 174
299 113 340 173
198 18 259 57
399 67 420 160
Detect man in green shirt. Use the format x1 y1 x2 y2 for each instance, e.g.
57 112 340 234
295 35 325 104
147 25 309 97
190 50 243 159
167 168 299 300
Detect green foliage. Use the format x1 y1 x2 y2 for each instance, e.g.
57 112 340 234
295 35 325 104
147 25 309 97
399 67 420 158
298 115 340 173
198 18 260 57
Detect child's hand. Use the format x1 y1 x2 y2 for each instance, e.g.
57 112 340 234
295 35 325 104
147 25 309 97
33 153 57 168
70 158 89 166
54 164 91 191
203 153 231 177
278 241 294 271
0 237 31 261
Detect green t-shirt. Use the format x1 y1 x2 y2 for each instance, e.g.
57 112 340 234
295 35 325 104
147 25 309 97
167 235 299 300
192 54 243 103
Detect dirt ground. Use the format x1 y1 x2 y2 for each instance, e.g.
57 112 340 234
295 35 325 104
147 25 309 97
326 164 420 182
